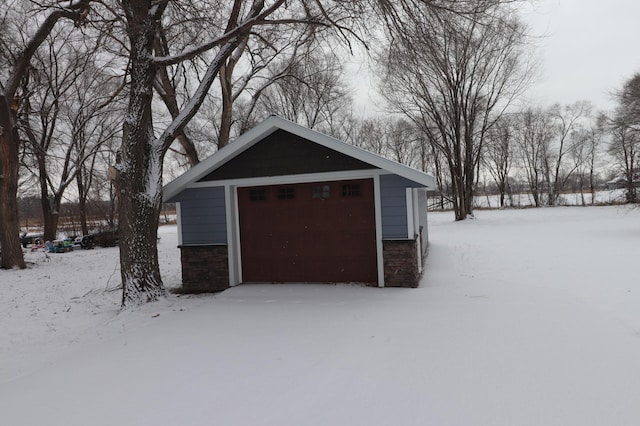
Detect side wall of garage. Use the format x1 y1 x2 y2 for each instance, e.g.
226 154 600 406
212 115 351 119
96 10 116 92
173 187 229 292
380 175 427 287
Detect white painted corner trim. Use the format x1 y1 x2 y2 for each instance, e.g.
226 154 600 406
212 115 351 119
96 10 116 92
373 175 385 288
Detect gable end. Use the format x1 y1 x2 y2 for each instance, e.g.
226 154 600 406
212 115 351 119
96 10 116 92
199 129 378 182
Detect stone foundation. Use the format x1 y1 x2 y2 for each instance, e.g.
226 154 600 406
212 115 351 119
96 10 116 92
180 245 229 293
383 239 421 288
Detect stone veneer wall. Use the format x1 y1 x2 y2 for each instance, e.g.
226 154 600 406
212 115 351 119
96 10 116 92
180 245 229 293
383 239 420 288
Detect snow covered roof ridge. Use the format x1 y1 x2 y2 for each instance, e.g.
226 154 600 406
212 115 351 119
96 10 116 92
163 115 435 202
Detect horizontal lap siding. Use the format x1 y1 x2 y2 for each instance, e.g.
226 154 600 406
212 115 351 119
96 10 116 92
176 187 227 245
380 174 410 239
201 129 377 181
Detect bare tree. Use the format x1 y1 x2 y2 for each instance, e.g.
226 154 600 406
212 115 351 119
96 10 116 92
380 3 535 220
543 101 592 205
0 0 91 269
514 107 554 207
568 115 604 206
482 115 515 207
256 47 352 133
109 0 368 306
18 24 118 241
607 73 640 203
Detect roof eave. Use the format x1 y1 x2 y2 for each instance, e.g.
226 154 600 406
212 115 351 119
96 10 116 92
163 116 436 202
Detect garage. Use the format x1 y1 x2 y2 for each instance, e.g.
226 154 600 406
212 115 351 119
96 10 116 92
163 116 435 292
238 179 377 283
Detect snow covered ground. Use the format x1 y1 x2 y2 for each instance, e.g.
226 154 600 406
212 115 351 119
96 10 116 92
2 206 640 425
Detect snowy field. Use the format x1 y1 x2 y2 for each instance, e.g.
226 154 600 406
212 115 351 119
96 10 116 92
2 206 640 425
430 188 630 210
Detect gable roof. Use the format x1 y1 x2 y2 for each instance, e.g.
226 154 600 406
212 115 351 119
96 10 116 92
163 116 435 202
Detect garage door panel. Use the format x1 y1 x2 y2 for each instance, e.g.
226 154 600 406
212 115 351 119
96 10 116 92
238 179 377 283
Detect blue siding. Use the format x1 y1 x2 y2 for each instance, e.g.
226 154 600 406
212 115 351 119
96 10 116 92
380 174 410 239
176 187 227 245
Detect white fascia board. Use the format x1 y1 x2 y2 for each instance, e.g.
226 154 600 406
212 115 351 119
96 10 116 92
271 117 436 189
163 119 282 201
187 169 386 190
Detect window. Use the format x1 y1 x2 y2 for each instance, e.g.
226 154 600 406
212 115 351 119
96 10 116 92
249 188 266 201
312 184 330 199
277 187 295 200
342 184 361 197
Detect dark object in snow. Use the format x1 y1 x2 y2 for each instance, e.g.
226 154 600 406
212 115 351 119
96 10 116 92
20 233 43 248
94 230 119 247
80 235 95 250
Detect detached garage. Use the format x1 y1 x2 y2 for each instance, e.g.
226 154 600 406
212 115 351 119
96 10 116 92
163 116 436 292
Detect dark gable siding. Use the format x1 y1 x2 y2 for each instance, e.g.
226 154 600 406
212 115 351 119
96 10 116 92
200 129 378 181
175 187 227 245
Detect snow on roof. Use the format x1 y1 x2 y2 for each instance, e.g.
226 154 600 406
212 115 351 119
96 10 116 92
163 116 435 202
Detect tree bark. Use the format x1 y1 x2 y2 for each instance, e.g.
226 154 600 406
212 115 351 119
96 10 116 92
0 96 26 269
76 170 88 235
218 63 234 149
116 2 166 305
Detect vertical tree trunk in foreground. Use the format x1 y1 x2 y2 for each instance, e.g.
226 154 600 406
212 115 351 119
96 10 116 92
0 96 26 269
116 2 166 305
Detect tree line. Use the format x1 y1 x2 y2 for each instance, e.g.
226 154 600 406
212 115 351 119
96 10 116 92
1 0 637 306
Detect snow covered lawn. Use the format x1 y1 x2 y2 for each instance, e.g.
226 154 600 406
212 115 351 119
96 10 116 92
2 206 640 425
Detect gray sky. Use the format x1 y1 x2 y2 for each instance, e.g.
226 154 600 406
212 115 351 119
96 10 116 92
350 0 640 114
521 0 640 111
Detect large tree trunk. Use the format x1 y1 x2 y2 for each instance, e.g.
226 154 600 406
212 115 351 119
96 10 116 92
0 96 26 269
40 196 60 242
116 2 166 306
37 155 59 241
218 63 234 149
76 171 89 235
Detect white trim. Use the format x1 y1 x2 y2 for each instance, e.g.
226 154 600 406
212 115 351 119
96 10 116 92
224 186 238 286
373 175 385 288
406 188 414 239
188 169 386 191
163 116 435 202
176 202 183 246
233 186 243 284
413 188 423 273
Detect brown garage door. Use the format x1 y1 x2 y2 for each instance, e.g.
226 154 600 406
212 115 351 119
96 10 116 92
238 179 377 283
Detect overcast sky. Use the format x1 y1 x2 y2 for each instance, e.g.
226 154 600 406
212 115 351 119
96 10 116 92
351 0 640 115
521 0 640 111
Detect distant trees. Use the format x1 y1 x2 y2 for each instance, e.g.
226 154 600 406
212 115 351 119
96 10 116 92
482 116 515 208
256 49 352 134
342 116 421 167
18 24 120 242
606 73 640 203
379 3 535 220
0 0 91 269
